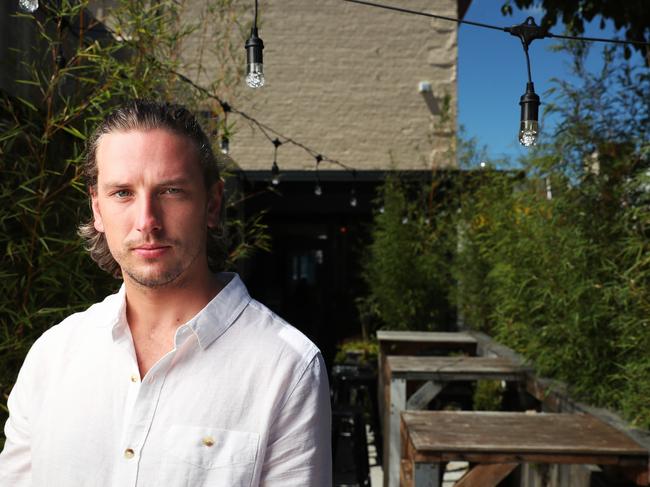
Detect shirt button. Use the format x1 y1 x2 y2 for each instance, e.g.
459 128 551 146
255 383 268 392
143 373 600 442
202 436 215 447
130 374 138 383
124 448 135 459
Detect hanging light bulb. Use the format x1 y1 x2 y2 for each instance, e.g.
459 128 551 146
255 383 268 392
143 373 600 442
270 138 281 185
401 215 409 225
314 154 323 196
220 135 230 155
379 205 385 214
349 188 358 207
245 0 265 88
519 82 540 147
55 45 66 70
219 102 231 154
19 0 38 13
505 18 546 148
271 161 280 185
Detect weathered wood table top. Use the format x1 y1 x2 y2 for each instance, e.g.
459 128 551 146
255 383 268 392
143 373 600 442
386 355 529 381
400 411 649 487
402 410 648 461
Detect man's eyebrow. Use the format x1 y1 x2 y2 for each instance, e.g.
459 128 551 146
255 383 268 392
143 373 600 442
156 177 192 187
100 178 192 189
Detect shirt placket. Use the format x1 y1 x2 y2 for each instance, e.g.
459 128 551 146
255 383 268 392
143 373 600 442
114 349 178 487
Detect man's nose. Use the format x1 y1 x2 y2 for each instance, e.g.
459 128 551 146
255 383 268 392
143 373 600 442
136 195 162 233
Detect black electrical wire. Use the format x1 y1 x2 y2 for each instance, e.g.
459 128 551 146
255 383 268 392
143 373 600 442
343 0 650 48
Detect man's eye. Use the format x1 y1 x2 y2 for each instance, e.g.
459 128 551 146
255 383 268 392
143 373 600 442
163 188 182 195
113 190 131 198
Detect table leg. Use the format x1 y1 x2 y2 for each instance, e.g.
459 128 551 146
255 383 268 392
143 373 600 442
406 381 443 410
413 462 441 487
388 377 406 487
455 463 518 487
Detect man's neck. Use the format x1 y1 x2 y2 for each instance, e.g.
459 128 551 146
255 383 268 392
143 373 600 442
124 271 223 335
123 271 223 378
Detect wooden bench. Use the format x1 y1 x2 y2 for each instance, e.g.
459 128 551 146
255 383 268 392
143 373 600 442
400 410 649 487
384 355 530 487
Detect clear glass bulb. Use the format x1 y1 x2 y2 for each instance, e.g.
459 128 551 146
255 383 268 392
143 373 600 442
220 137 229 155
519 120 539 147
379 206 385 214
350 196 357 207
402 216 409 224
271 175 279 186
314 184 322 196
19 0 38 12
246 63 265 89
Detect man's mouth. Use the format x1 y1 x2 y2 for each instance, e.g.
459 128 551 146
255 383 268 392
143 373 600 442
132 244 171 257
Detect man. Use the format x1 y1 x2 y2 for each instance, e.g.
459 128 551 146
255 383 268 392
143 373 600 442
0 100 332 486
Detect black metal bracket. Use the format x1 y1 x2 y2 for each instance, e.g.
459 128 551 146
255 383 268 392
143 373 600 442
505 17 549 50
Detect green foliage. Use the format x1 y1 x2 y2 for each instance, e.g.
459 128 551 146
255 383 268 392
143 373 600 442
358 173 456 333
0 0 268 442
473 380 505 411
333 340 379 366
454 44 650 426
360 43 650 427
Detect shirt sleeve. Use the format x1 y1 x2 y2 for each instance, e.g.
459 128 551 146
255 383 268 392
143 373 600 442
260 352 332 486
0 343 37 487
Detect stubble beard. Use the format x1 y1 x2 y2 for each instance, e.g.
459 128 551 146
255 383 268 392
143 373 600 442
116 239 204 289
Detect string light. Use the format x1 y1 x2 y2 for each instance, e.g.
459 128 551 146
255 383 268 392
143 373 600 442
506 17 545 147
220 102 231 154
314 155 323 196
245 0 265 88
18 0 38 13
55 45 66 69
349 170 358 207
271 138 281 185
349 188 358 207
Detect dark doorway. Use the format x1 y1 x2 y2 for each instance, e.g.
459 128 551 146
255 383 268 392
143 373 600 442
236 170 388 367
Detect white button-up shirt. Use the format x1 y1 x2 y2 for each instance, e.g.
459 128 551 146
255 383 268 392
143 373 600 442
0 273 332 486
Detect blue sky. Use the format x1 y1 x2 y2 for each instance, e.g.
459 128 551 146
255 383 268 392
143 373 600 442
457 0 641 165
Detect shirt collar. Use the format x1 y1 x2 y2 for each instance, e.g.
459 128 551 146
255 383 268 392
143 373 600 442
187 272 251 350
107 273 251 350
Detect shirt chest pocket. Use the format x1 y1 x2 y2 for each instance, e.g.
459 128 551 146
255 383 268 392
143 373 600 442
165 425 260 470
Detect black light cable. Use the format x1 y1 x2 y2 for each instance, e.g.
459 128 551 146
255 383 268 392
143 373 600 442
343 0 650 47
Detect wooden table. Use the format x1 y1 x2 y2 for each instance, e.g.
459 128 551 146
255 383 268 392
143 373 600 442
384 356 529 487
400 410 649 487
377 332 479 439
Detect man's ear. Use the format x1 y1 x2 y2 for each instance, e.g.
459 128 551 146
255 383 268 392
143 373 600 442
90 187 105 233
207 179 225 229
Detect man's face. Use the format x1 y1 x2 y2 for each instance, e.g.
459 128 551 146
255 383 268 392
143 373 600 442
91 129 222 288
